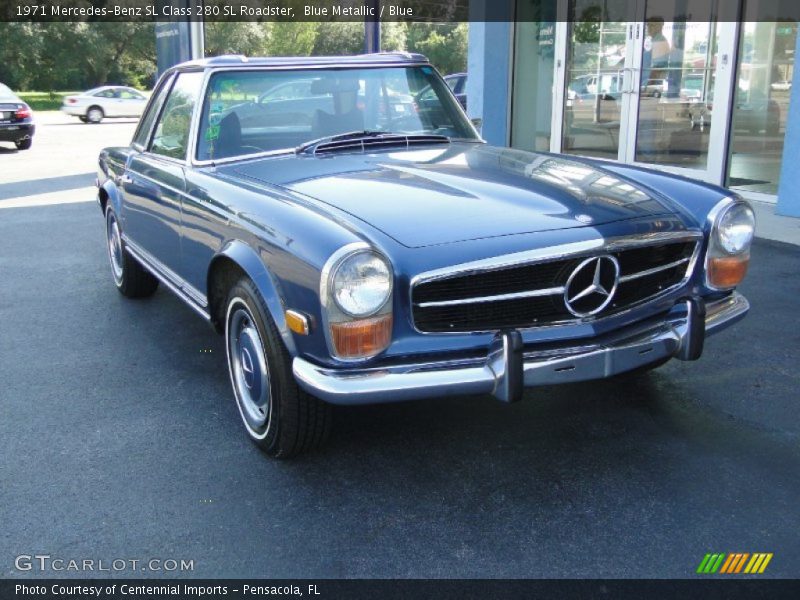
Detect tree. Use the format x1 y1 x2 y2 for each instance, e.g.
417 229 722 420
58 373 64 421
204 23 270 57
312 22 364 56
267 22 318 56
406 23 467 75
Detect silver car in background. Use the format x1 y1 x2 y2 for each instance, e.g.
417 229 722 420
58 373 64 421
61 86 148 123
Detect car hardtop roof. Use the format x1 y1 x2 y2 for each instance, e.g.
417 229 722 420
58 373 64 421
171 52 430 73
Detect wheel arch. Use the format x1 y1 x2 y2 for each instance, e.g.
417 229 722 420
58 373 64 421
207 240 297 356
99 180 122 217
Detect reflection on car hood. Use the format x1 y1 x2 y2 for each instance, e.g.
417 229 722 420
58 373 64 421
230 143 679 248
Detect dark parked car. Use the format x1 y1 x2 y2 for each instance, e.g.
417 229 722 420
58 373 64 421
97 54 753 457
444 72 467 109
0 83 34 150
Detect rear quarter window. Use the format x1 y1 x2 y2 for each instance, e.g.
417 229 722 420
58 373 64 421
132 75 174 149
150 72 204 160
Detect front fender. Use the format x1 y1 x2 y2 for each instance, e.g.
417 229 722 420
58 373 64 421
211 239 297 357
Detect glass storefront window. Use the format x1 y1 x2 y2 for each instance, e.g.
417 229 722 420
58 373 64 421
727 21 798 195
510 0 555 152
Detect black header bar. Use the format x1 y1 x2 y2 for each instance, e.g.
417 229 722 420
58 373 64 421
1 0 800 23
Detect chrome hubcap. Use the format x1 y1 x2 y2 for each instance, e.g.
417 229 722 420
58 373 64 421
107 215 123 284
89 109 101 122
228 305 271 432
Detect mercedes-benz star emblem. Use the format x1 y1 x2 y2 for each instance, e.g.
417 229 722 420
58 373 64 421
241 347 255 389
564 255 620 318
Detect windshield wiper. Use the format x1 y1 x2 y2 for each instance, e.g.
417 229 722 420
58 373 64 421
296 130 389 154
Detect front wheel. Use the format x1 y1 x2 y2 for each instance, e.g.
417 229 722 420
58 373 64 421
105 206 158 298
225 278 331 458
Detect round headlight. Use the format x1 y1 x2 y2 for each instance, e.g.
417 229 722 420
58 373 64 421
716 202 755 255
331 251 392 317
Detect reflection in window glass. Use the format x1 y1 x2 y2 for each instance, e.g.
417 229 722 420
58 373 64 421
510 0 555 153
561 8 627 160
133 76 172 148
634 17 721 170
727 22 797 195
150 72 204 160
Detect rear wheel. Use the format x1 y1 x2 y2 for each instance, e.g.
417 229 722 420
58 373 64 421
79 116 88 123
105 206 158 298
87 106 104 124
15 138 31 150
225 278 331 458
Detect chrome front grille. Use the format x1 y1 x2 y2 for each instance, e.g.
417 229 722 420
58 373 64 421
411 236 700 333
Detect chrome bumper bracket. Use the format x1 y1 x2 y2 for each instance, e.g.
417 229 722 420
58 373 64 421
488 331 524 403
677 296 706 361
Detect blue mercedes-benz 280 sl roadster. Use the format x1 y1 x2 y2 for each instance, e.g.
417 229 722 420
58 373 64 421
97 53 753 457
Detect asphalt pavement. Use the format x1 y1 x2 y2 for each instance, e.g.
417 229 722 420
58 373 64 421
0 114 799 579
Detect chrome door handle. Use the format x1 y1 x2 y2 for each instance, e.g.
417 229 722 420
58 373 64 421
118 175 133 186
621 68 636 95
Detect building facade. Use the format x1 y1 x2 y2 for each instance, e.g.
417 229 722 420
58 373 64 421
467 0 800 217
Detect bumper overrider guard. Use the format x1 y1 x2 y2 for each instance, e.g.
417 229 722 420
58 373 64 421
293 293 749 405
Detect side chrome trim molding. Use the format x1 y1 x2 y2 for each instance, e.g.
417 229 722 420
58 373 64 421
122 234 210 321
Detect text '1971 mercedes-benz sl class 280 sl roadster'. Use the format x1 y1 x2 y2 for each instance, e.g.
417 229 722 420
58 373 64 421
97 53 753 457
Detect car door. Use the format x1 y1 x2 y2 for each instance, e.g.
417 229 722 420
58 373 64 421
93 88 117 116
118 88 147 117
120 72 204 278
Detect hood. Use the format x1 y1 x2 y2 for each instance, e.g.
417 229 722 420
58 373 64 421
229 143 679 248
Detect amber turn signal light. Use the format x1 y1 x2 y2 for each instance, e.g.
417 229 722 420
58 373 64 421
708 255 749 289
285 310 310 335
330 314 392 359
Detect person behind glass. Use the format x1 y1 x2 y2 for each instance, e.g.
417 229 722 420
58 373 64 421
643 17 671 82
311 77 364 137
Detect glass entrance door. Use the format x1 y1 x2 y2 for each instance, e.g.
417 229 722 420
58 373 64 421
560 11 634 160
554 0 739 184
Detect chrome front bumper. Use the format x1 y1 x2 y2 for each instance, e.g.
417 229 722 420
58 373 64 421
293 293 749 406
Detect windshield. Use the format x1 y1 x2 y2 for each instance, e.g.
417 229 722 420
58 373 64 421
196 66 477 161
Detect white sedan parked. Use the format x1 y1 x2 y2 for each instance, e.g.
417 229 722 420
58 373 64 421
61 86 148 123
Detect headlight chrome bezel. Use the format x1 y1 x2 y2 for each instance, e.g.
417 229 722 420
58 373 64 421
320 242 394 361
713 201 756 256
330 250 393 318
705 196 755 291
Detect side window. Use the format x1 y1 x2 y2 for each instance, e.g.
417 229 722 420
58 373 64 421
150 72 204 160
119 89 143 100
132 75 173 149
94 89 115 98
